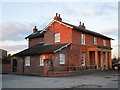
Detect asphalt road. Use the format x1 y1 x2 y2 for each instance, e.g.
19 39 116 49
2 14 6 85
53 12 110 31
2 70 120 88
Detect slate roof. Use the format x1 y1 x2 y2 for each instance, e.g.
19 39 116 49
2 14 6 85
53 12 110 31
62 22 113 40
14 43 70 56
25 20 113 40
25 30 44 39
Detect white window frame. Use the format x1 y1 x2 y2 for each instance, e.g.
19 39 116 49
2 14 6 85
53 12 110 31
40 55 45 66
25 56 30 66
81 34 85 44
103 40 106 46
81 53 85 66
94 37 97 44
60 54 65 64
55 33 60 42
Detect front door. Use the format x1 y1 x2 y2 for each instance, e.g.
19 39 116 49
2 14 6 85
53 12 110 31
89 52 92 65
103 53 106 69
12 59 17 72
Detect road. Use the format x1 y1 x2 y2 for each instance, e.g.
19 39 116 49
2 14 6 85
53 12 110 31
2 70 120 88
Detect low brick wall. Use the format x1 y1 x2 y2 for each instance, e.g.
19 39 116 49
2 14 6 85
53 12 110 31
2 64 11 73
47 69 98 77
47 71 74 76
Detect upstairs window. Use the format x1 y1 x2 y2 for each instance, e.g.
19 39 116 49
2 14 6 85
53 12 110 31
103 40 106 46
81 34 85 44
25 56 30 66
55 33 60 42
81 53 85 66
60 54 65 64
94 37 97 44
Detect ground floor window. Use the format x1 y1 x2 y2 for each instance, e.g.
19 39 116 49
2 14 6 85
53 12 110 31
81 52 85 66
40 55 46 66
60 54 65 64
25 56 30 66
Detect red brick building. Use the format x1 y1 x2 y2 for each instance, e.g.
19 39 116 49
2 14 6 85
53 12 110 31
11 13 113 76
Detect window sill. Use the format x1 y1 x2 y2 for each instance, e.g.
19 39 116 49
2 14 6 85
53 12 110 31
59 64 67 66
40 65 44 67
81 44 86 45
81 65 85 66
55 42 61 43
24 65 30 67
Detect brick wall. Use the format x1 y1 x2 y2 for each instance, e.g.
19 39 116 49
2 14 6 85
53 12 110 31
29 37 44 47
69 44 89 66
72 29 111 47
106 40 111 47
2 64 11 73
24 55 43 76
17 57 24 73
14 47 70 76
48 21 72 44
54 47 70 66
11 57 24 73
44 30 54 44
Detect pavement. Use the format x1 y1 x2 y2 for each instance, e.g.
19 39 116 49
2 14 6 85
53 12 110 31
2 70 120 88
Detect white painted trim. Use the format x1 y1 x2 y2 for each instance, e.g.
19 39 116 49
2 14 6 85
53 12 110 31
54 43 71 53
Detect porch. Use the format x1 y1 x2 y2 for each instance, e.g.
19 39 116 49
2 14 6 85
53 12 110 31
88 45 112 70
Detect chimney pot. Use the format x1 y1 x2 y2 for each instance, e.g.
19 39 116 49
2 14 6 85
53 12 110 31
82 23 84 26
56 13 58 16
80 22 81 25
59 14 60 17
82 23 85 29
33 26 38 33
54 13 62 22
78 22 85 29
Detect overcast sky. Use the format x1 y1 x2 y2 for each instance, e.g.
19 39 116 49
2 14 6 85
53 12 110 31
0 1 118 57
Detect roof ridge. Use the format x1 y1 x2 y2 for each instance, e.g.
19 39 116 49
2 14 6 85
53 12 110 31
61 21 113 40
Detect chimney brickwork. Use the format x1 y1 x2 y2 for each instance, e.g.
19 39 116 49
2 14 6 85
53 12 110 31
54 13 62 22
33 26 38 33
78 22 86 29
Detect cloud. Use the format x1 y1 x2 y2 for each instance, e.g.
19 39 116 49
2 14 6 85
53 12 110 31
62 4 92 17
92 9 108 16
1 45 27 55
1 22 36 41
92 2 117 15
1 22 32 54
1 23 33 41
1 21 49 54
1 20 51 54
1 40 27 47
100 3 117 10
101 28 118 36
62 3 109 18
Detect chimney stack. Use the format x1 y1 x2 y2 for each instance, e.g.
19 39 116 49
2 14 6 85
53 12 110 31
33 26 38 33
78 22 86 29
54 13 62 22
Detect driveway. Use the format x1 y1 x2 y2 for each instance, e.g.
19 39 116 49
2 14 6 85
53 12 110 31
2 70 120 88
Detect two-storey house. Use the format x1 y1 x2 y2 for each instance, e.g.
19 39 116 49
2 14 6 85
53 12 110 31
12 13 113 76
